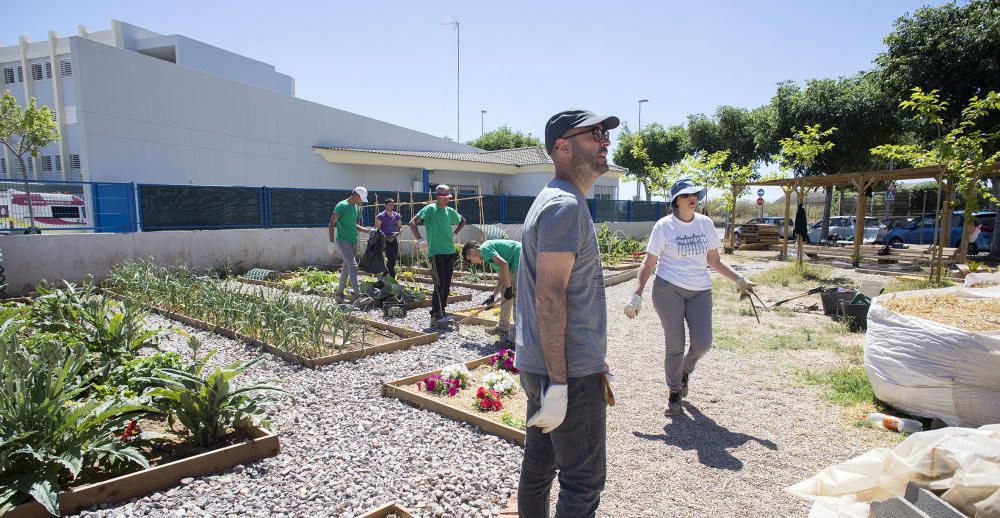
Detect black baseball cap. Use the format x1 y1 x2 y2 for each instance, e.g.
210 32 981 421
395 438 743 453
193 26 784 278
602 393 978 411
544 110 620 154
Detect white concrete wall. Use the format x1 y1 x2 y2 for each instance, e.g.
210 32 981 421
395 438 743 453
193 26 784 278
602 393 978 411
71 37 476 189
1 219 657 295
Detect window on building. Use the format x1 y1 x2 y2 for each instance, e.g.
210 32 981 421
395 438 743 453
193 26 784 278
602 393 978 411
0 158 6 176
54 155 62 172
438 184 478 196
593 185 616 200
27 159 34 174
45 62 52 79
40 155 53 172
51 206 81 219
2 68 14 85
16 65 23 83
14 160 23 173
60 59 72 77
69 154 81 170
31 63 44 81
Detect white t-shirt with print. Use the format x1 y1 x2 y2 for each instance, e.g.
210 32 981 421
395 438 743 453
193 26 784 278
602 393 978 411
646 212 722 291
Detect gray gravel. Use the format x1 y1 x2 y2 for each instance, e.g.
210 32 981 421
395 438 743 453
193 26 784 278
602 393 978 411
75 303 521 518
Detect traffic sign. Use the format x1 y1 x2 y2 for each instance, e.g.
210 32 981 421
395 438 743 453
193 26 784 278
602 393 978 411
886 191 896 201
757 188 765 197
756 197 764 206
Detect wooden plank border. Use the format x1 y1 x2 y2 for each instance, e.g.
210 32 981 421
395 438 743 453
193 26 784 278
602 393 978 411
5 427 279 518
236 277 472 308
382 356 526 445
102 290 438 368
604 268 638 287
358 502 420 518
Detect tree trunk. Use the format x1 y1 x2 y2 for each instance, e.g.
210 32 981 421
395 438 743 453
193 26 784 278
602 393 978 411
955 182 976 264
991 176 1000 259
643 179 652 202
820 185 833 241
16 156 37 232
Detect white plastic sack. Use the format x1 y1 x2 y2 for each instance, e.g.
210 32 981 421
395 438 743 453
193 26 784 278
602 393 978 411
786 424 1000 517
966 271 1000 288
864 286 1000 426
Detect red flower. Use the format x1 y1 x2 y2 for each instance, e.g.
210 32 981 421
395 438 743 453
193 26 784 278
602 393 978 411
476 386 486 398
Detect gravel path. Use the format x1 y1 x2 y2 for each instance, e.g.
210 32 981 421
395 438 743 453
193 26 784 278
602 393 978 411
75 258 902 517
76 307 521 518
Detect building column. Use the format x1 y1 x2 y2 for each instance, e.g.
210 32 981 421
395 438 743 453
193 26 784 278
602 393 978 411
48 31 70 181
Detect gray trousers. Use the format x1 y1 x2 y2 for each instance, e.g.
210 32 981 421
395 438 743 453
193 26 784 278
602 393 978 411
519 372 606 518
336 240 359 294
651 276 713 392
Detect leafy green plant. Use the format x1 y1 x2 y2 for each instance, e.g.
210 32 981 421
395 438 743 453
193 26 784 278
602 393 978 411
0 337 155 515
93 351 186 399
139 340 291 448
596 224 646 265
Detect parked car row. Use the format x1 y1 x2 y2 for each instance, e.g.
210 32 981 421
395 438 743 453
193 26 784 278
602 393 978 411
732 211 996 255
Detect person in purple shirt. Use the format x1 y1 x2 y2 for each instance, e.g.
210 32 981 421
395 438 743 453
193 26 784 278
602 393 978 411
374 198 403 277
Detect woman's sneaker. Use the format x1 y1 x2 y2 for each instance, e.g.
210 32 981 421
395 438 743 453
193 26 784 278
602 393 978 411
664 391 683 416
681 372 690 398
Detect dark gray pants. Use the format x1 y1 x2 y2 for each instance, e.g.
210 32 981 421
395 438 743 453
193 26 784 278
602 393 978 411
651 276 713 392
518 372 606 518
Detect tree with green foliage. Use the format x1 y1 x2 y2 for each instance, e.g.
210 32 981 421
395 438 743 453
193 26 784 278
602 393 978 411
466 125 542 150
0 91 60 231
612 123 689 201
687 105 771 169
876 0 1000 144
871 87 1000 264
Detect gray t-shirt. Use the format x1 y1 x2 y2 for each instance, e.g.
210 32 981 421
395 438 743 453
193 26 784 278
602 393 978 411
514 178 607 378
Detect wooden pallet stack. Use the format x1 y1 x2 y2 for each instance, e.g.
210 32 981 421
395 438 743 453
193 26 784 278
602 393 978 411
738 224 781 246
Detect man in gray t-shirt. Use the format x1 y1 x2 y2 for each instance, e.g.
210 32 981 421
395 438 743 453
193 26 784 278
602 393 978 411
514 109 618 517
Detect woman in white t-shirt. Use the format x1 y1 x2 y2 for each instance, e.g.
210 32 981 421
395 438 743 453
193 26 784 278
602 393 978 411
623 178 755 417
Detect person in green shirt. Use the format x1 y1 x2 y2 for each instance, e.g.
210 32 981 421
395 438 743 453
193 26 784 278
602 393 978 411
462 239 521 339
408 184 466 324
328 186 373 299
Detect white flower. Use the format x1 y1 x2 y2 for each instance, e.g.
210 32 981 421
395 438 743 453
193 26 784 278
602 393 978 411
441 364 471 386
483 370 518 395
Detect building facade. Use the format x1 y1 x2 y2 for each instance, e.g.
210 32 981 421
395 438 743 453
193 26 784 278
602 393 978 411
1 20 622 200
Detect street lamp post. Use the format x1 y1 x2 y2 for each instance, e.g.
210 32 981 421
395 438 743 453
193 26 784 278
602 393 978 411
442 18 460 141
637 99 648 200
481 110 487 137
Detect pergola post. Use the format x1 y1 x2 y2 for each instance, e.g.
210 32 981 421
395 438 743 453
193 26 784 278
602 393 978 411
852 174 870 268
781 190 791 261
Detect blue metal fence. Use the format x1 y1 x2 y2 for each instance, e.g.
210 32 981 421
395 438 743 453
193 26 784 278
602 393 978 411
0 179 138 233
1 180 671 233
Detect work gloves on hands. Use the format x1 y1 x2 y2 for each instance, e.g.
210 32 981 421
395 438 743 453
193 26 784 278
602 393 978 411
503 286 514 300
326 242 338 257
483 294 496 306
526 383 568 433
624 293 642 319
736 276 756 295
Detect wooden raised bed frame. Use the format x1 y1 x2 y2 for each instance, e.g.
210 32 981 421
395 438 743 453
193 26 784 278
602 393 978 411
604 268 638 287
5 426 278 518
358 502 420 518
382 356 526 445
237 277 472 308
103 290 438 368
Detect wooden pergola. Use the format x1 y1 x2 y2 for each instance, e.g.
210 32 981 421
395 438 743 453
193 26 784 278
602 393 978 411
749 165 957 276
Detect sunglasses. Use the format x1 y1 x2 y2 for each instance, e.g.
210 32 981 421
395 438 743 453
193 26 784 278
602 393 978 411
677 193 698 199
562 126 611 144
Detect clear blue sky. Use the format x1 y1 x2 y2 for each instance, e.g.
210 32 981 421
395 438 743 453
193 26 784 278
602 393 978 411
2 1 943 200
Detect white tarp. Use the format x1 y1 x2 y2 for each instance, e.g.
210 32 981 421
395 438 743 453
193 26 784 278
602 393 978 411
786 424 1000 517
864 285 1000 427
965 272 1000 288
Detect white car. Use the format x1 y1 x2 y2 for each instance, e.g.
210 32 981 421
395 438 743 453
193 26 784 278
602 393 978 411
807 217 887 244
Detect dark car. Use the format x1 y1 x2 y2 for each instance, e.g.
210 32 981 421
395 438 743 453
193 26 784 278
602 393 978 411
881 216 915 232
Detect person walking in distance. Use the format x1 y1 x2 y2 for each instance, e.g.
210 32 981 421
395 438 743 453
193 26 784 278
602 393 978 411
624 178 755 417
515 110 618 517
328 186 373 300
461 238 521 344
375 198 402 277
408 185 466 326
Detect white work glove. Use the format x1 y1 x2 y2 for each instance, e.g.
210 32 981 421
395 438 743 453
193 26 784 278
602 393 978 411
624 293 642 319
526 383 568 433
326 242 338 257
736 276 756 295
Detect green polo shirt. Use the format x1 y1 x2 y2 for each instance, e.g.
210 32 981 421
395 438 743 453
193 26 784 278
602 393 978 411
479 239 521 273
333 199 360 243
417 204 461 256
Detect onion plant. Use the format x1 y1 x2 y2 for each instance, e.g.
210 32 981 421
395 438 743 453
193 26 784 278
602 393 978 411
106 260 367 359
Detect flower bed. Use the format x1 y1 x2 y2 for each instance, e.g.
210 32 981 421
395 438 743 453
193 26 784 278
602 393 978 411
382 350 527 445
357 502 420 518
